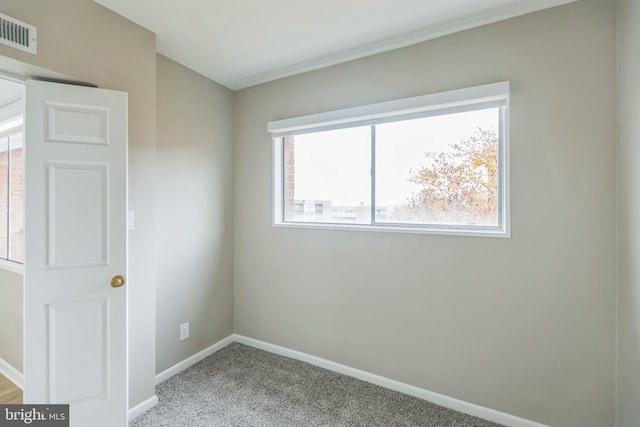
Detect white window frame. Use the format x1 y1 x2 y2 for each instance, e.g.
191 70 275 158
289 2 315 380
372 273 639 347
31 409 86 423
268 81 510 238
0 97 25 267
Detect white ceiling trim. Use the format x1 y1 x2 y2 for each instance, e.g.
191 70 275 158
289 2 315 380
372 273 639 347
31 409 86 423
222 0 578 90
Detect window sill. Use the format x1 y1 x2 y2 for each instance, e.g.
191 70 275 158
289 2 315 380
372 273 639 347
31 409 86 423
0 258 24 274
273 221 510 238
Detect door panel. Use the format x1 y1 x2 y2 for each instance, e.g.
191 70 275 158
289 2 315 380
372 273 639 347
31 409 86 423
48 299 109 404
48 162 109 267
46 102 109 145
24 79 128 427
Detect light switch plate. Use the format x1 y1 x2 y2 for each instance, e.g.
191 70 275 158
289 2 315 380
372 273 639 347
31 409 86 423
127 211 135 231
180 322 189 341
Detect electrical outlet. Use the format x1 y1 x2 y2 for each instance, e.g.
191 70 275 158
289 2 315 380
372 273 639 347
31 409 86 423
180 322 189 341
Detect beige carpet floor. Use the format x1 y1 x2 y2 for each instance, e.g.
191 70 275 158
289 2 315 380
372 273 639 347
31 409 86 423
131 343 505 427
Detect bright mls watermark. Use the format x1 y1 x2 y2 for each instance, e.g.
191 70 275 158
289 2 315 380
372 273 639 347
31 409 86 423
0 405 69 426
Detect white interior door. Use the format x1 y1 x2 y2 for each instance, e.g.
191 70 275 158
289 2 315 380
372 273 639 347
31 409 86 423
23 79 128 427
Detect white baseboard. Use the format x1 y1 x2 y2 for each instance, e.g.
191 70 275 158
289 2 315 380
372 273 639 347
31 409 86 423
155 335 235 384
128 394 158 422
127 335 235 421
147 333 550 427
0 357 23 390
232 334 551 427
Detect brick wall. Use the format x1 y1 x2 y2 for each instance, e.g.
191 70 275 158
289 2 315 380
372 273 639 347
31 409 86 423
0 141 24 263
283 136 295 219
0 150 7 259
10 146 23 262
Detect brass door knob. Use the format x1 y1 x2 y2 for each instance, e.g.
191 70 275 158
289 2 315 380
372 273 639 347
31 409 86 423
111 275 126 288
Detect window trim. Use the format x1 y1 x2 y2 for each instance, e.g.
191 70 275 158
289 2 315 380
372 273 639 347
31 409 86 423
0 257 23 274
269 82 510 238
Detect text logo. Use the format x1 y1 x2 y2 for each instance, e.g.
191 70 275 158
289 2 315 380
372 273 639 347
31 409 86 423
0 405 69 426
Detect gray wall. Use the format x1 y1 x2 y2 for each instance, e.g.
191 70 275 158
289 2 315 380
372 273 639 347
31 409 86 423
0 269 22 372
155 55 234 373
616 0 640 425
0 0 158 409
0 1 622 425
233 1 617 426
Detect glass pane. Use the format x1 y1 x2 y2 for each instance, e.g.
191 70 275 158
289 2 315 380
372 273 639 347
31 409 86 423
283 126 371 225
375 108 500 227
9 132 24 263
0 135 8 259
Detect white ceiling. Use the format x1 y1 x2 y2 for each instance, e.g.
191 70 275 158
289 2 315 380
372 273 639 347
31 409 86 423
94 0 577 90
0 79 23 107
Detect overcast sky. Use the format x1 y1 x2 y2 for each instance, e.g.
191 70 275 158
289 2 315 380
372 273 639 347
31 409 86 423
292 107 499 206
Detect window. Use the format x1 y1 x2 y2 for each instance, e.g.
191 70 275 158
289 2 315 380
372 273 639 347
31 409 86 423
269 82 510 237
0 99 24 263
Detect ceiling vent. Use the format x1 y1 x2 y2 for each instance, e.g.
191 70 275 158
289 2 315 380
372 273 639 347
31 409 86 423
0 13 37 55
